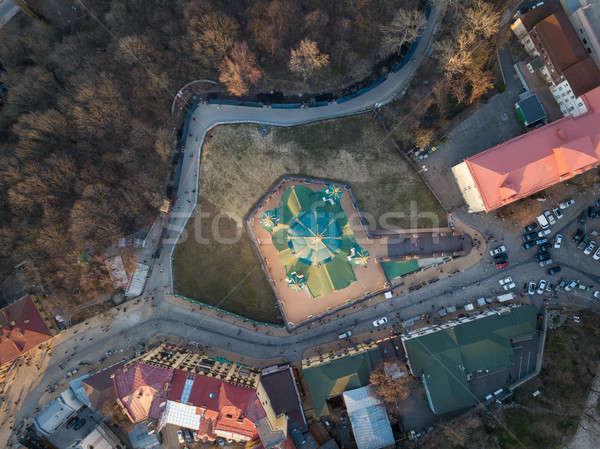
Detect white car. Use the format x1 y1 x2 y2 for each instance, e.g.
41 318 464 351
593 247 600 261
538 228 551 237
528 282 536 295
489 245 506 257
338 331 352 339
503 282 516 290
539 258 553 267
584 241 597 255
544 210 556 226
554 233 563 249
373 317 388 327
594 290 600 299
565 280 578 292
498 276 513 286
536 280 547 294
559 199 575 209
177 430 184 444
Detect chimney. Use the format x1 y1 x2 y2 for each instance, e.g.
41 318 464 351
556 128 567 140
10 321 16 327
24 319 30 324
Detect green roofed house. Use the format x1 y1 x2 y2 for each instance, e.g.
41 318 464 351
302 345 381 417
265 184 362 298
402 306 539 415
515 93 547 127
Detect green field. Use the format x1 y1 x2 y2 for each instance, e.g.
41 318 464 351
173 115 446 323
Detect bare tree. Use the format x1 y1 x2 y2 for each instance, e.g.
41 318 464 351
218 42 262 96
464 0 501 40
289 39 330 82
188 12 239 65
379 9 426 57
369 361 413 404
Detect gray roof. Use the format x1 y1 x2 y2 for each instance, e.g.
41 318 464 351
343 386 395 449
34 389 84 436
516 93 546 126
128 423 161 449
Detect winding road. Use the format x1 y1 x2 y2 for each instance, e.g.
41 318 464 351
3 1 599 445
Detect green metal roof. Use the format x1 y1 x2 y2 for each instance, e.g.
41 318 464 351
404 306 538 415
303 348 381 417
288 210 343 265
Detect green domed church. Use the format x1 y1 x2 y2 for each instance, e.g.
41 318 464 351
261 184 368 298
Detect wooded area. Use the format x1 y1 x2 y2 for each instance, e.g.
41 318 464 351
0 0 419 306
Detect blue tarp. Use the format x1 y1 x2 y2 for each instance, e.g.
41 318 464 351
180 104 199 148
308 101 329 108
336 75 387 104
207 99 264 107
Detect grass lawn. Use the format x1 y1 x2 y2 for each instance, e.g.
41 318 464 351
173 115 446 323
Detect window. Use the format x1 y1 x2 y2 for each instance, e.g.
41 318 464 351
583 38 588 44
588 48 592 54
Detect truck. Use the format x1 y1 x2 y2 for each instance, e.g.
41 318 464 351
496 293 515 303
537 214 550 229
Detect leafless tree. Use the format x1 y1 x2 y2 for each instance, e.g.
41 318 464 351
289 39 330 82
218 41 262 96
380 9 426 57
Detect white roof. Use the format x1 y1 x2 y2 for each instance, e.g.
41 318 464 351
343 386 395 449
125 263 149 297
161 400 202 430
34 389 84 435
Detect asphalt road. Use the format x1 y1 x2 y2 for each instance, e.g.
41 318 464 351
0 0 18 28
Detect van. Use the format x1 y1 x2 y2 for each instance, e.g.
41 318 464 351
537 214 550 229
338 331 352 339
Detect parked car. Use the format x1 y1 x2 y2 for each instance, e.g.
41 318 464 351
489 245 506 257
593 247 600 261
539 258 553 267
594 291 600 300
537 228 552 237
495 261 509 270
547 266 562 275
578 283 590 292
524 222 539 233
498 276 513 286
558 279 567 290
338 331 352 339
528 282 536 295
584 240 597 255
536 252 551 261
494 253 508 263
535 237 549 246
523 241 536 249
178 430 185 444
579 210 588 225
589 206 597 219
373 317 388 327
523 232 538 242
578 235 590 250
537 280 547 294
544 210 556 226
565 280 578 292
538 242 552 252
503 282 516 290
559 199 575 209
573 228 584 243
193 431 200 442
553 207 563 219
184 429 192 443
554 233 563 249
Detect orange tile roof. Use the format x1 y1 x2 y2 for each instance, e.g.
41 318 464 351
534 12 587 72
0 296 53 366
464 86 600 212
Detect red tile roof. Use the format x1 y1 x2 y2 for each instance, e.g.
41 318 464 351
0 296 52 366
534 12 587 72
113 362 173 423
563 57 600 98
167 369 262 440
463 86 600 211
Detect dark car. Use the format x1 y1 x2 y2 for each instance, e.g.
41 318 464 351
589 206 597 219
523 232 538 242
573 228 584 243
523 241 536 249
494 253 508 263
579 210 588 225
524 222 539 233
557 279 567 290
578 235 591 250
534 237 549 246
73 418 86 431
547 266 562 275
538 242 552 252
536 252 552 261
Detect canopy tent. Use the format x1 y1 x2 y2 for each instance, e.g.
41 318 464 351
322 185 344 204
286 271 307 291
348 246 369 265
